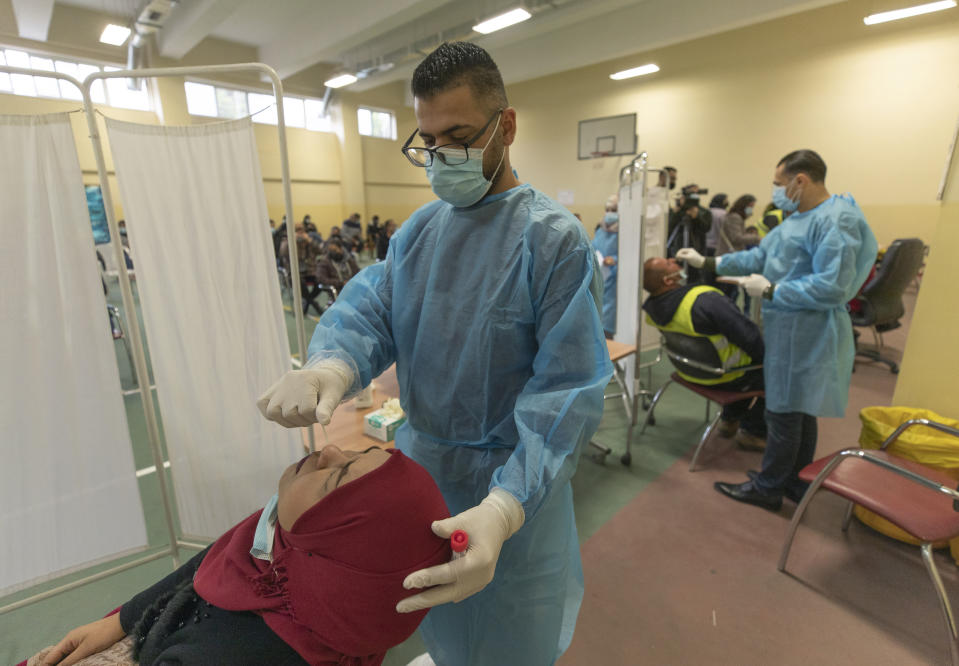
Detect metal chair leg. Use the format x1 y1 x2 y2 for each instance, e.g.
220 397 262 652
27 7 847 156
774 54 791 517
639 379 672 437
841 500 856 532
688 407 720 472
922 543 959 666
778 477 828 571
624 379 672 466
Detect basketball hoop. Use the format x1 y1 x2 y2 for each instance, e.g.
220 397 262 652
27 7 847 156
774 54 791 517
590 151 612 159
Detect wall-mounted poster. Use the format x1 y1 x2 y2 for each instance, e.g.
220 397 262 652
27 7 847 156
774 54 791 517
86 185 109 245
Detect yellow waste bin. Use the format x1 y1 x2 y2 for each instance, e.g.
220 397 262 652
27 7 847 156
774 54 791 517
854 407 959 562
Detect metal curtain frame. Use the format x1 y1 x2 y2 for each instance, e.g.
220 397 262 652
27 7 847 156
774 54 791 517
79 64 315 540
0 62 309 614
619 152 668 463
0 65 181 616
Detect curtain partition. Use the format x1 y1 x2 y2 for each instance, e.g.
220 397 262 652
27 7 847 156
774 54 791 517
0 113 147 595
104 116 301 539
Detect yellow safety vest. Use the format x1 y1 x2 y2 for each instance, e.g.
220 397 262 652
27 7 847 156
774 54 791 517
755 209 783 239
646 285 752 385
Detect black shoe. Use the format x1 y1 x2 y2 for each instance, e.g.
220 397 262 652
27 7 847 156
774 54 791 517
714 480 783 511
783 483 809 504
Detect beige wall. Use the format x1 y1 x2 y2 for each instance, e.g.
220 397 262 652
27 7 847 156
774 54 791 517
2 0 956 244
507 0 959 244
892 134 959 418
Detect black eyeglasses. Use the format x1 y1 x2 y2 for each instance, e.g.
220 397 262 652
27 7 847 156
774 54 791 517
401 109 503 168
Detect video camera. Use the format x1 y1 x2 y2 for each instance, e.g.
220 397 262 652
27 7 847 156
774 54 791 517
678 185 708 213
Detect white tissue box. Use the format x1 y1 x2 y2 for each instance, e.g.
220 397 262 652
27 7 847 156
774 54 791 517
363 406 406 442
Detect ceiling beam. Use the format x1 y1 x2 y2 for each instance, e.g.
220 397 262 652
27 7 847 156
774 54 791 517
157 0 245 60
11 0 54 41
258 0 449 80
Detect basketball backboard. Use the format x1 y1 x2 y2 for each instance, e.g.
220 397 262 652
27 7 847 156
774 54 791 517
578 113 637 159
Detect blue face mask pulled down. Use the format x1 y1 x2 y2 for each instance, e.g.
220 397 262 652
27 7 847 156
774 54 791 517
249 493 279 562
603 212 619 225
426 115 505 208
772 180 800 212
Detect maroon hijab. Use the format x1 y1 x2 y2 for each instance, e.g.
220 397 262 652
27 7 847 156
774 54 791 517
194 450 449 665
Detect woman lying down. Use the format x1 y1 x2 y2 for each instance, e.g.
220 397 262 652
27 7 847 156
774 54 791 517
24 446 450 666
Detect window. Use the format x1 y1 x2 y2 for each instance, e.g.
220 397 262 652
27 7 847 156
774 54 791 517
357 107 396 140
182 79 332 132
0 47 150 110
184 81 217 117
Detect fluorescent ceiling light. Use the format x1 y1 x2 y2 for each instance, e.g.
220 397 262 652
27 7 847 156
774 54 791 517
324 73 358 88
473 8 532 34
99 24 131 46
863 0 956 25
610 64 660 80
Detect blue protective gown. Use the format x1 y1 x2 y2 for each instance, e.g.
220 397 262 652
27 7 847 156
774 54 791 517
717 194 877 417
591 226 618 335
307 183 613 665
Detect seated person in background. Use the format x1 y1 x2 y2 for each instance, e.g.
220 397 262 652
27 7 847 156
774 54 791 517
375 219 397 262
342 213 364 254
279 224 324 315
28 446 450 666
317 238 360 293
303 216 323 246
643 257 767 450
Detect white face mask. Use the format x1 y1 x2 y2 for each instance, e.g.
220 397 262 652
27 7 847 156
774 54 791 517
666 269 688 286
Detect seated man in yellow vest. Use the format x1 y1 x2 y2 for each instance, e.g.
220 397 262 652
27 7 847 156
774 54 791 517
642 256 766 449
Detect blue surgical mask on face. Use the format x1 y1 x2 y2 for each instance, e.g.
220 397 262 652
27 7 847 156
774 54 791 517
772 178 800 212
426 115 504 208
604 212 619 225
744 206 754 217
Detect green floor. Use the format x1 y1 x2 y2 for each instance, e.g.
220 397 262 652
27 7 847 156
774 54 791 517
2 270 707 665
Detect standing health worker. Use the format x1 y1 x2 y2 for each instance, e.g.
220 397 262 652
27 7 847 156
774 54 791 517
592 195 619 338
678 149 877 509
258 42 612 665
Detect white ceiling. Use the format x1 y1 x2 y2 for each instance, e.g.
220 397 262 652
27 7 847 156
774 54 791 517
45 0 843 92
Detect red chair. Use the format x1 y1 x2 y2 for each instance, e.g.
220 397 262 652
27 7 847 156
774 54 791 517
778 418 959 665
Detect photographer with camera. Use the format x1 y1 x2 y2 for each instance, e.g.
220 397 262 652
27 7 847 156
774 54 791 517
667 183 712 282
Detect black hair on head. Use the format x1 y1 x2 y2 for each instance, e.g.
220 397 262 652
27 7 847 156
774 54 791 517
411 41 508 113
778 149 827 183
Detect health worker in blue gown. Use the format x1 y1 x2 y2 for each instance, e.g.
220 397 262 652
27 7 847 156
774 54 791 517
592 195 620 338
678 149 877 511
258 41 612 666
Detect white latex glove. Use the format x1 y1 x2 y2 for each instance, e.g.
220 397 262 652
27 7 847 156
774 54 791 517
257 361 352 427
396 488 525 613
741 273 772 298
676 248 705 268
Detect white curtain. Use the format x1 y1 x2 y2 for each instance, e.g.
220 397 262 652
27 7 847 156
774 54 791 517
0 113 146 595
104 116 300 539
616 179 669 389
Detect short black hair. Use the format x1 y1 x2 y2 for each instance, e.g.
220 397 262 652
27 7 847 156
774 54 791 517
778 149 827 183
411 42 508 112
709 193 728 209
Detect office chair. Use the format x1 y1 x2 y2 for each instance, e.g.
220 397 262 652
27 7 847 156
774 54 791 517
850 237 925 374
631 331 763 470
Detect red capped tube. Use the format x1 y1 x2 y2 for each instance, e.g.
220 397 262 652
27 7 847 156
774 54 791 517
450 530 469 560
